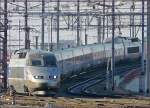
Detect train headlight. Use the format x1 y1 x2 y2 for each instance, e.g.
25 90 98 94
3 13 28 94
34 76 38 79
34 76 44 79
53 75 57 79
0 75 4 79
49 75 57 80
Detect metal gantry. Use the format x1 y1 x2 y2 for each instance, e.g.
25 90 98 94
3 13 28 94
24 0 30 49
111 0 115 90
0 0 8 89
41 0 45 50
77 0 80 46
3 0 145 50
57 0 60 49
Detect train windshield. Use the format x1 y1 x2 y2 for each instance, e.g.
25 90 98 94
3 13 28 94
43 55 57 67
31 60 42 66
28 54 57 67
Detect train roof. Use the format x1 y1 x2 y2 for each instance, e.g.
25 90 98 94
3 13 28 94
53 43 101 53
11 49 55 59
104 36 141 43
14 49 54 54
10 37 141 59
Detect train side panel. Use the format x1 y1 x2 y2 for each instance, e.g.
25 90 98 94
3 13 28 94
61 50 74 75
8 59 26 93
115 43 124 61
73 48 84 72
82 46 93 69
104 43 112 59
124 42 141 60
92 44 105 66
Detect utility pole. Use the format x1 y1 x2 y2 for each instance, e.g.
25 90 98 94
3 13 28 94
51 16 53 51
85 19 87 45
131 1 135 38
19 20 21 50
102 0 105 42
24 0 30 49
97 16 102 43
41 0 45 50
35 36 39 49
146 0 150 94
111 0 115 90
72 15 74 31
77 0 80 46
139 0 145 93
106 11 109 38
47 19 50 51
3 0 8 89
57 0 60 49
68 15 70 29
130 7 132 37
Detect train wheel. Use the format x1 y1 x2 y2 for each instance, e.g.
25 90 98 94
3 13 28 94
27 88 34 96
8 85 16 96
51 94 55 97
24 85 28 92
23 85 31 96
0 85 3 93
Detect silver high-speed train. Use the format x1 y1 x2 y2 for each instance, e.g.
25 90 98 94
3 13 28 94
8 50 61 95
8 37 141 95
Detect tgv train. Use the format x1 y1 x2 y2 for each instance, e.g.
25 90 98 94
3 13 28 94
8 36 141 95
8 50 61 95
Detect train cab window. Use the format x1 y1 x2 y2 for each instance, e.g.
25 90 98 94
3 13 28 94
31 60 42 66
18 52 26 58
43 55 57 67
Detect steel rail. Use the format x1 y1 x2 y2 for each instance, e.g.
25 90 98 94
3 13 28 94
68 63 140 96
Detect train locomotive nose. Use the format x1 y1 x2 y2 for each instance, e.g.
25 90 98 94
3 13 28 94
27 67 60 92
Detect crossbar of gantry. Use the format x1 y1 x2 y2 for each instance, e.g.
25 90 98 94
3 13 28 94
0 0 146 2
1 12 147 17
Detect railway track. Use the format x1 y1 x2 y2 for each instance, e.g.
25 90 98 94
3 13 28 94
0 61 143 108
67 63 141 97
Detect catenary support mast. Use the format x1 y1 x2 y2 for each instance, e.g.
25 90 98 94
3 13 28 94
41 0 45 50
102 0 105 42
146 0 150 94
3 0 8 89
57 0 60 49
111 0 115 90
24 0 30 49
139 0 145 93
77 0 80 46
